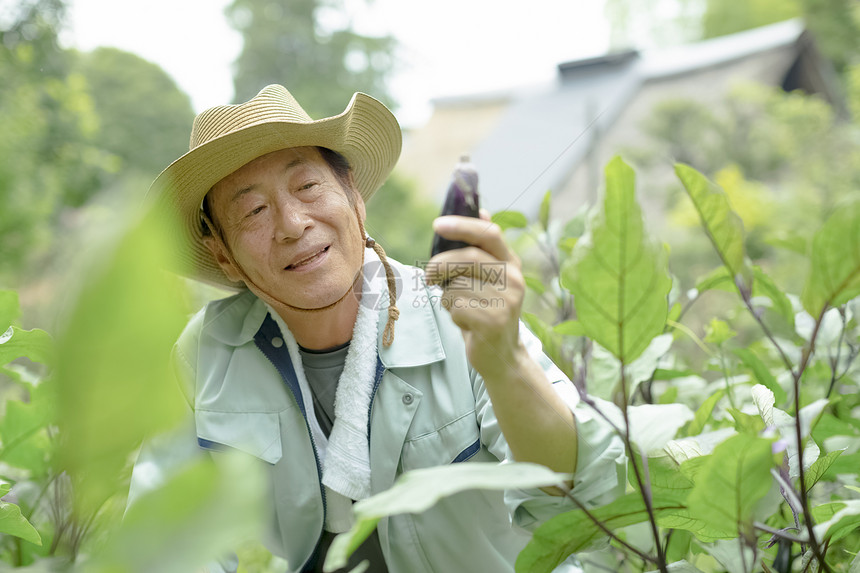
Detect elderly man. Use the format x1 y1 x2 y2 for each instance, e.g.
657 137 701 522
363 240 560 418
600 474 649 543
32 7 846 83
129 85 625 572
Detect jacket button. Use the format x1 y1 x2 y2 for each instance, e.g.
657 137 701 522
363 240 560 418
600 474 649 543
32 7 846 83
402 393 414 405
271 337 284 348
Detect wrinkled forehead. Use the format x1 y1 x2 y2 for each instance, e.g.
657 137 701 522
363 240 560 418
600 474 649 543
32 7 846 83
207 147 322 201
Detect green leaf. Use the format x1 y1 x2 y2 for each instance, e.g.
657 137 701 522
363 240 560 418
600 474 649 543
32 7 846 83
665 531 693 564
0 290 20 331
695 266 793 326
325 518 380 573
686 433 774 535
516 490 692 573
491 210 528 231
524 275 546 296
557 236 578 254
694 266 734 295
0 500 42 545
764 232 808 256
801 199 860 317
825 451 860 479
733 348 787 404
630 455 693 495
553 320 584 337
675 164 752 290
659 386 679 404
687 389 725 436
804 450 844 490
812 413 860 444
813 500 860 543
751 266 795 327
703 318 736 346
587 334 673 400
521 312 571 379
357 462 565 518
0 326 54 367
329 463 567 572
561 156 672 363
668 302 682 322
0 398 53 472
653 368 695 381
539 190 551 231
727 408 766 434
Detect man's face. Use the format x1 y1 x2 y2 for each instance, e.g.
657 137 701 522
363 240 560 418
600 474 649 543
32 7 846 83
204 146 366 309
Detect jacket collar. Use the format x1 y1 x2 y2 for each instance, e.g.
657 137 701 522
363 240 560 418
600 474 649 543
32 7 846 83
200 261 446 368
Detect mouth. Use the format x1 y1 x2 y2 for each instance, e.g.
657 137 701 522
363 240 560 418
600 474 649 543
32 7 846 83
286 246 330 270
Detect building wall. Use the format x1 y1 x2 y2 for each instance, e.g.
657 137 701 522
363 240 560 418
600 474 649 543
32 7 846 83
554 46 800 229
396 97 511 201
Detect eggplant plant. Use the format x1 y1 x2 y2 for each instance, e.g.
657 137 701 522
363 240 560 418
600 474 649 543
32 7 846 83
2 157 859 572
329 157 860 573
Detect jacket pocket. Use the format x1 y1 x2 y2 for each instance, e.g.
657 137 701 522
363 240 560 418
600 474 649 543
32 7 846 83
400 410 481 471
195 410 283 465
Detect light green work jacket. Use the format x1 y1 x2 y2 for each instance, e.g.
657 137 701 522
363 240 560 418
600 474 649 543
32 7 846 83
128 261 626 573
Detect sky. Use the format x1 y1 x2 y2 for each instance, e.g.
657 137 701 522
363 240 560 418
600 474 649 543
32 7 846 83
62 0 612 128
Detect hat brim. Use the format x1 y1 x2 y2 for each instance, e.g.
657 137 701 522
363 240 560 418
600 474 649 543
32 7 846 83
146 92 402 290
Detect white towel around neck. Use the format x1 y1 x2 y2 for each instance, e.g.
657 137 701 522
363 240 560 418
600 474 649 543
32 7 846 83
264 249 387 532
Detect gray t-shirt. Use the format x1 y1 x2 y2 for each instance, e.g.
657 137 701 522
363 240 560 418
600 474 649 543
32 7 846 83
299 342 388 573
299 342 348 436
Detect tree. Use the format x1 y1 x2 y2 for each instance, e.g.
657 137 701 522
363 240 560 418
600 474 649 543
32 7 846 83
0 1 199 284
605 0 860 75
72 47 195 183
225 0 397 117
700 0 802 39
0 0 107 277
224 0 437 270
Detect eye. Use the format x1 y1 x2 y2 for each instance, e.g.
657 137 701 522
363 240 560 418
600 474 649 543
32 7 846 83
298 181 318 191
246 205 266 218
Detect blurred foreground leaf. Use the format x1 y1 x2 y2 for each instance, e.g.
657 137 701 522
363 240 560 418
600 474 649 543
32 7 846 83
325 462 567 572
91 452 267 573
55 212 190 513
561 156 671 364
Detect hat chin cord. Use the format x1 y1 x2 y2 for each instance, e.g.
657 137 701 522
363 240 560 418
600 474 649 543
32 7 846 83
200 205 399 347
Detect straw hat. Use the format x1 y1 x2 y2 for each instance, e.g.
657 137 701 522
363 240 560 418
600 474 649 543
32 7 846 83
146 84 402 290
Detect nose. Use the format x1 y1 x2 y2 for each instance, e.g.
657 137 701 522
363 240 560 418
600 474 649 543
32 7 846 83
273 195 313 241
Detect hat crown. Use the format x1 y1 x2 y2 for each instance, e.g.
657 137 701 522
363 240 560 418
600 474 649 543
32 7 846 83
188 85 314 151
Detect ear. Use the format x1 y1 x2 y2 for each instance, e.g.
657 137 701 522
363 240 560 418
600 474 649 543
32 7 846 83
202 236 243 283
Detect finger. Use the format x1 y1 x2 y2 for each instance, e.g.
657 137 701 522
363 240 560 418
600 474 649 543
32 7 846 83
479 208 491 221
433 216 514 262
440 291 513 333
425 248 509 287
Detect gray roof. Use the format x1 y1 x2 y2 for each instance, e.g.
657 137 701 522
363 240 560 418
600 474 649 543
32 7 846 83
443 19 806 216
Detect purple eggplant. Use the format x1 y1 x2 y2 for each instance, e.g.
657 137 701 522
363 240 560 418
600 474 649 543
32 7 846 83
430 155 480 257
